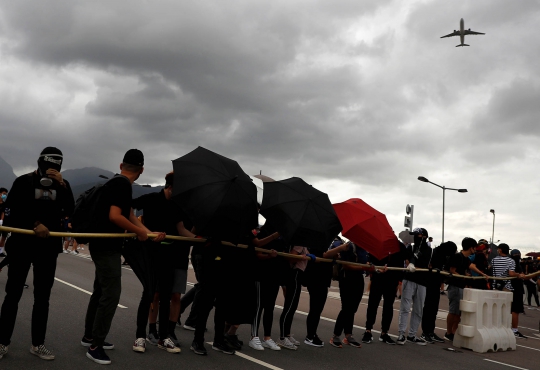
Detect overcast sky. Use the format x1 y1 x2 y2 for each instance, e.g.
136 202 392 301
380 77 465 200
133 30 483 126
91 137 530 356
1 0 539 252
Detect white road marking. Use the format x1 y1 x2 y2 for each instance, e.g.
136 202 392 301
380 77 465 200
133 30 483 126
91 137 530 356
54 278 127 309
206 342 283 370
516 344 540 352
483 359 528 370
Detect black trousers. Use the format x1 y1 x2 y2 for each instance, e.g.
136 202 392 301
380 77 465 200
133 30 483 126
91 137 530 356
0 252 58 346
421 283 441 334
333 271 364 336
306 283 329 338
279 269 302 338
525 280 540 306
251 280 280 338
84 250 122 347
365 276 398 333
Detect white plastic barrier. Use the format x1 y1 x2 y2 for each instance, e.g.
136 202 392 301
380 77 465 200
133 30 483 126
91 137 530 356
453 288 516 353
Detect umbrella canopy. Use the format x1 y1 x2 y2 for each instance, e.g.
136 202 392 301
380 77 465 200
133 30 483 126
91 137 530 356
333 198 399 260
525 252 540 258
122 240 156 301
260 177 342 252
172 146 259 244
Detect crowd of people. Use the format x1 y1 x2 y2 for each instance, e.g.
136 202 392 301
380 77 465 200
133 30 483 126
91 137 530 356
0 147 538 365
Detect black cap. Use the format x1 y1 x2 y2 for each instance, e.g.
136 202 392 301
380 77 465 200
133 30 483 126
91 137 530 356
40 147 63 156
498 243 510 255
409 227 428 238
123 149 144 166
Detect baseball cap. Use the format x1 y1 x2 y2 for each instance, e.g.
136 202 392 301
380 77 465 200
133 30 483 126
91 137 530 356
510 249 521 257
123 149 144 166
409 227 428 238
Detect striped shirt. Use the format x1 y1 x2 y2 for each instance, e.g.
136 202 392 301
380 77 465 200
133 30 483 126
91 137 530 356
491 256 516 291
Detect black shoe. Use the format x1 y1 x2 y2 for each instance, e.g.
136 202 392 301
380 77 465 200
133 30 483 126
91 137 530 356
0 253 6 258
406 336 426 345
379 333 396 345
514 331 528 339
24 284 29 289
86 346 111 365
420 333 434 344
81 337 115 350
361 331 373 344
212 341 235 355
304 334 324 347
444 333 454 342
440 290 446 295
224 334 242 350
396 335 406 345
431 333 445 343
190 341 207 355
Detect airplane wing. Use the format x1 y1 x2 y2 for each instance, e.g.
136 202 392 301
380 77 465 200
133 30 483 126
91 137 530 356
440 31 459 38
464 30 485 35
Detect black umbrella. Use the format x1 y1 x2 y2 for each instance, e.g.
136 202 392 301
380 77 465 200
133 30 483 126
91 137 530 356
122 239 156 301
260 177 342 252
172 146 259 244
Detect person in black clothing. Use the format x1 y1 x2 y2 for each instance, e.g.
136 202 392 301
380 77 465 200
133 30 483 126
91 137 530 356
131 171 195 354
0 147 74 361
329 239 370 348
83 149 165 365
362 241 407 345
0 187 8 257
420 241 457 344
523 259 540 307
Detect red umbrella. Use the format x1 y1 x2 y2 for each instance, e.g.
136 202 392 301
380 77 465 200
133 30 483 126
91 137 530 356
525 252 540 258
333 198 399 260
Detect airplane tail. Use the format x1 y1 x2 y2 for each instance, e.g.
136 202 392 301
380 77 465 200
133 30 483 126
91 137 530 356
456 44 470 47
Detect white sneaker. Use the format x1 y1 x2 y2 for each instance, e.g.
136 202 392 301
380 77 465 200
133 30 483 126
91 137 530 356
62 250 69 254
277 337 297 350
261 338 281 351
249 337 264 351
133 338 146 353
288 335 300 346
70 250 78 255
30 345 55 360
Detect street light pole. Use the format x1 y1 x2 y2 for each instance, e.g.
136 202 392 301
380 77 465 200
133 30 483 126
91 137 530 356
490 209 495 244
418 176 467 243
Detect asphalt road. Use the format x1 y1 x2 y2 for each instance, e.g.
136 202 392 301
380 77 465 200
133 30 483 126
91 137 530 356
0 251 539 370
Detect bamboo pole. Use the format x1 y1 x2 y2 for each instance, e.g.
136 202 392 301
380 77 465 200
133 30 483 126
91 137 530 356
1 226 539 281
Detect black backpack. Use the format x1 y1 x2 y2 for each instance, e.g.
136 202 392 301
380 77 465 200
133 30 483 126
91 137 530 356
71 176 130 244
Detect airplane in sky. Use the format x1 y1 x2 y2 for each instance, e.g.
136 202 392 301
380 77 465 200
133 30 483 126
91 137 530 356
441 18 485 47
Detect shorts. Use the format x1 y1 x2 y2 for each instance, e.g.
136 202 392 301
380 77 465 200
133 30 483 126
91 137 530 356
448 285 463 315
172 269 188 294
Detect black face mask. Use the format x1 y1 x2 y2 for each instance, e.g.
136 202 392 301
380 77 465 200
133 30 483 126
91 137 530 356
37 154 63 187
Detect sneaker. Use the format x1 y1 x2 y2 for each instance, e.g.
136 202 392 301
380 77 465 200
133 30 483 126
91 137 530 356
80 337 115 350
444 333 454 342
379 333 396 345
421 333 434 344
224 334 242 350
183 324 196 331
261 338 281 351
169 332 180 347
133 338 146 353
440 290 446 295
63 250 69 254
212 341 235 355
287 335 300 346
24 284 29 289
431 333 445 343
70 250 78 255
277 337 297 350
0 253 6 257
158 338 181 353
514 331 528 339
329 336 342 348
0 344 7 359
361 331 373 344
304 334 324 347
396 335 406 345
249 337 264 351
86 346 111 365
30 345 55 360
190 341 207 355
407 336 426 345
343 336 361 348
146 332 160 346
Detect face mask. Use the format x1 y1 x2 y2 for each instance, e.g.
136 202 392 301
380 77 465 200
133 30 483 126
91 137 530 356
37 154 63 187
1 194 6 202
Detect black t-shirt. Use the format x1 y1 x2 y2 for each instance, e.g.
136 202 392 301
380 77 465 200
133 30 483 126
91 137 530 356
403 241 433 286
132 190 191 269
303 247 333 288
370 242 407 283
91 175 132 252
4 172 74 255
448 252 472 288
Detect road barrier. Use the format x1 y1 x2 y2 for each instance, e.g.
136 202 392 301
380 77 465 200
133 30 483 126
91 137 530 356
453 288 516 353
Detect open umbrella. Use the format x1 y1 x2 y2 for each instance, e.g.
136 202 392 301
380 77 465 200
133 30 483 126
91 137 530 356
526 252 540 258
172 146 258 244
260 177 342 252
333 198 399 260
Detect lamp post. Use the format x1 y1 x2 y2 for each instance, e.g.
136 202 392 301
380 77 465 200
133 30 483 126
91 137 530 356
418 176 468 243
490 209 495 244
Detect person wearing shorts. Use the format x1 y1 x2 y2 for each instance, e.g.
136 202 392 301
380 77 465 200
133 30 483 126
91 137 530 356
444 237 487 341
